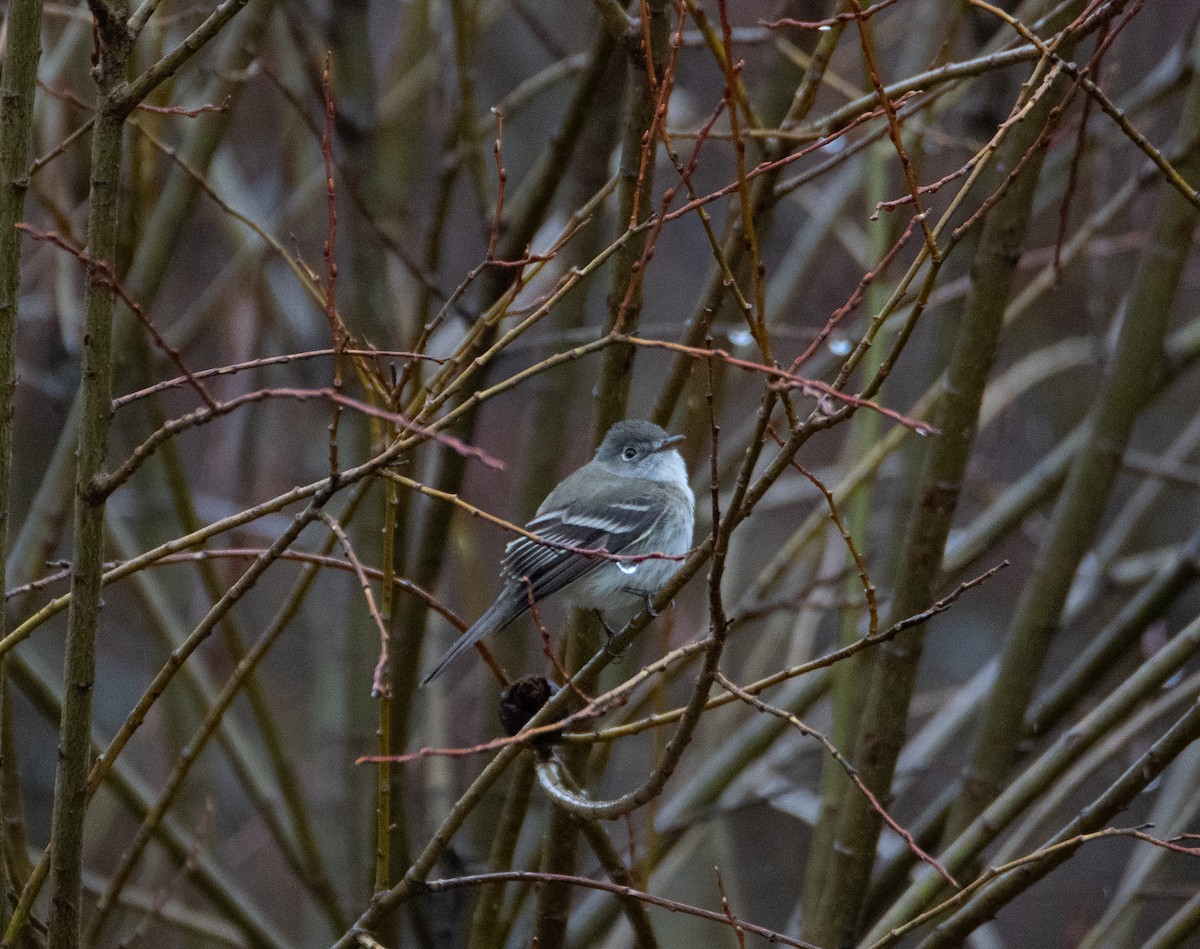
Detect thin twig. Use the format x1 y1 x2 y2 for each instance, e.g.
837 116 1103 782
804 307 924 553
320 512 391 697
411 870 821 948
98 386 503 500
382 470 687 565
486 108 506 261
111 349 443 411
578 562 1008 744
715 671 958 888
15 223 217 408
713 868 746 949
624 335 937 434
762 0 902 30
774 434 878 638
321 52 343 480
847 0 940 261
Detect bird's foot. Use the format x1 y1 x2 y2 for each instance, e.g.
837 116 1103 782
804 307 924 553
624 586 659 618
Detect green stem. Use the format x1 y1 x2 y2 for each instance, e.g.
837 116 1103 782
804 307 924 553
83 498 365 945
5 651 286 947
534 793 586 949
862 613 1200 944
651 18 847 429
1027 524 1200 734
0 0 44 926
1141 886 1200 949
153 432 347 930
448 0 490 218
916 697 1200 948
946 40 1200 838
47 22 130 932
801 136 892 918
594 0 669 437
465 756 536 949
803 33 1079 946
4 0 274 600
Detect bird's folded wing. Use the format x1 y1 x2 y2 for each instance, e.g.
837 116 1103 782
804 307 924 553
500 494 662 604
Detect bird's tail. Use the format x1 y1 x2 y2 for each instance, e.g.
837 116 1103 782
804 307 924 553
419 593 525 686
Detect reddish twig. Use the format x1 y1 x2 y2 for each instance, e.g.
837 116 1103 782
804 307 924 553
321 52 343 478
526 583 594 704
582 562 1011 745
15 223 217 409
111 348 444 411
968 5 1179 219
137 96 231 117
615 83 720 332
613 0 689 331
873 165 971 217
1043 4 1137 275
762 0 903 30
714 868 746 949
715 0 771 361
771 431 879 637
790 215 918 370
98 386 504 499
623 335 937 434
390 870 822 948
10 549 466 632
35 79 93 110
945 4 1149 249
947 64 1067 243
715 671 959 889
876 4 1134 228
773 89 933 200
486 108 506 261
320 512 391 697
660 92 921 225
887 560 1009 635
1131 830 1200 858
255 58 463 313
257 392 507 471
638 0 658 92
29 117 95 176
355 696 622 764
1054 94 1098 278
847 0 939 261
362 566 1014 763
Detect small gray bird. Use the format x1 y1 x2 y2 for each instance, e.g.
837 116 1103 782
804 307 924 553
420 420 695 685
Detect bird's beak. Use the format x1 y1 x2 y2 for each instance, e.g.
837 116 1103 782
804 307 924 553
655 434 685 452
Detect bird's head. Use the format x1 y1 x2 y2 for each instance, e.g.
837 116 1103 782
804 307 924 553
594 420 686 482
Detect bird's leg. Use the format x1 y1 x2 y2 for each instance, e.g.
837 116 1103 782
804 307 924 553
624 587 659 618
594 610 624 660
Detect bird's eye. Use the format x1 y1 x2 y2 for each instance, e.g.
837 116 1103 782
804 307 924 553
622 446 638 461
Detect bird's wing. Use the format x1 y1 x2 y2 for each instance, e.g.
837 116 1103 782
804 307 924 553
500 488 663 605
420 484 667 685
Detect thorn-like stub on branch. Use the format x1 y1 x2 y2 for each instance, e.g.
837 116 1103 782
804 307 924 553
498 676 562 743
87 2 134 87
83 472 110 505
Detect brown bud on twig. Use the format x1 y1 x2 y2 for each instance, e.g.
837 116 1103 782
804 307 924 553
498 677 564 746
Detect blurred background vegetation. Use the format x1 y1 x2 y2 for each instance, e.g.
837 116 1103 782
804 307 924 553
1 0 1199 946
